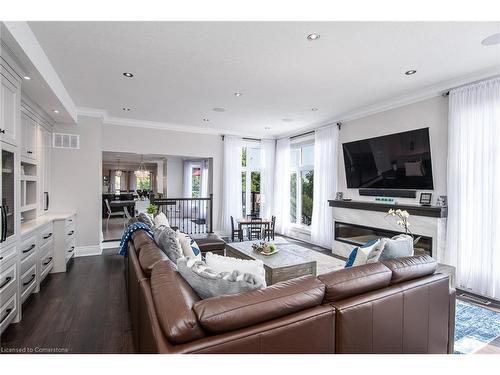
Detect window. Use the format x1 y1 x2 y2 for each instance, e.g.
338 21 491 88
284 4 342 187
115 175 121 192
192 167 201 198
241 143 262 217
136 175 151 191
290 143 314 226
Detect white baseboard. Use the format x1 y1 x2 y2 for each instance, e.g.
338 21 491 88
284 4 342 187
75 245 103 257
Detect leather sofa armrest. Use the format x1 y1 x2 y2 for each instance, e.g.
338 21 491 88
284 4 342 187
193 275 325 334
448 287 456 354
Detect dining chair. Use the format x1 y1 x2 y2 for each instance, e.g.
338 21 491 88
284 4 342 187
230 216 243 242
264 215 276 241
105 198 127 230
248 217 263 240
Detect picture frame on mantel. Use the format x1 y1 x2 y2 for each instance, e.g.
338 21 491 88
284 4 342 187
419 192 432 206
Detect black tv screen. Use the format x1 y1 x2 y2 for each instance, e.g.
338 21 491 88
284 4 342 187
342 128 434 190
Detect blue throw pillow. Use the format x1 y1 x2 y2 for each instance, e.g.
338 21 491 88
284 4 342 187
190 238 201 257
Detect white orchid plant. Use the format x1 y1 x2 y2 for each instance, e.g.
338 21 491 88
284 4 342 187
386 209 421 245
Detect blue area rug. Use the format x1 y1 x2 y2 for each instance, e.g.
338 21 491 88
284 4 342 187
454 300 500 354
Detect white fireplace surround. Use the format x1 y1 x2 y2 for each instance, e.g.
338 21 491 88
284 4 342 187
332 206 447 262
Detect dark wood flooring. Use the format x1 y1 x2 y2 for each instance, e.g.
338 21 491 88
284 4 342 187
0 249 134 354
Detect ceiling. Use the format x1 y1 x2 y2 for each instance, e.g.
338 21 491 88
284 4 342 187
28 22 500 137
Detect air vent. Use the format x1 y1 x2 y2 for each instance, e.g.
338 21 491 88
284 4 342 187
53 133 80 149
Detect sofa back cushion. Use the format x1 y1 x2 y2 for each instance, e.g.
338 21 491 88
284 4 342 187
193 275 325 334
381 255 437 285
138 243 167 277
150 260 205 344
319 263 392 303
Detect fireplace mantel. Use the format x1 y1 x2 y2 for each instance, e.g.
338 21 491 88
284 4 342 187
328 199 447 218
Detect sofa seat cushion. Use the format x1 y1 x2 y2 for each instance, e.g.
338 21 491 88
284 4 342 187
138 243 168 277
193 275 325 334
382 254 437 285
150 260 205 345
319 263 392 303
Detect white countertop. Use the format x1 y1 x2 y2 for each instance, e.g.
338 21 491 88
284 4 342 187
21 212 76 236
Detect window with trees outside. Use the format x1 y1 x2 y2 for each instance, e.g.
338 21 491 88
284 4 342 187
191 167 201 198
290 143 314 226
136 175 151 191
241 143 261 217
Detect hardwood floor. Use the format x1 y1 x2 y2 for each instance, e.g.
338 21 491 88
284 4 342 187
0 249 134 354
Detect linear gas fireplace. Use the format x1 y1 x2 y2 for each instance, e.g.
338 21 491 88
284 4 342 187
334 221 433 257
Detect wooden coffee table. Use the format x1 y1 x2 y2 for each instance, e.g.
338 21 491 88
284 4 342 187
225 241 317 285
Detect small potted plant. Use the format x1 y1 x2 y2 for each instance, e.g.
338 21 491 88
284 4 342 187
386 209 421 245
146 204 158 220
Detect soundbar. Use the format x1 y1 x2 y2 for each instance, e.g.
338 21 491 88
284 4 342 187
359 189 417 198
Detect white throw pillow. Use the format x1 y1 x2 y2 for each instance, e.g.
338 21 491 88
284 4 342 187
177 231 202 260
345 239 382 268
205 252 267 287
154 212 170 228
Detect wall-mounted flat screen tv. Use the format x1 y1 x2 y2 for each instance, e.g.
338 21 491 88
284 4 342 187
342 127 434 190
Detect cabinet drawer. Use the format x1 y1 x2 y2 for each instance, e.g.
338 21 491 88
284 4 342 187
66 227 76 241
0 263 17 303
20 251 36 276
20 235 37 261
21 265 36 302
65 216 75 229
39 224 54 247
66 242 76 257
0 245 16 271
40 249 54 281
0 293 17 334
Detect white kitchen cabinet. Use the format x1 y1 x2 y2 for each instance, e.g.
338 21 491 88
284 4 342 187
21 111 37 160
0 62 21 147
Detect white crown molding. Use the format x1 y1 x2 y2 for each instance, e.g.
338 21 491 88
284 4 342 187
75 245 102 258
76 106 272 138
276 66 500 139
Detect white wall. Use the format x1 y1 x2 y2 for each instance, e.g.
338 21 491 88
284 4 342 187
166 157 184 197
101 124 223 230
338 96 449 204
51 115 102 249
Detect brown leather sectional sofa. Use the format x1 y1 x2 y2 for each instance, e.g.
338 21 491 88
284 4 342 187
125 230 455 354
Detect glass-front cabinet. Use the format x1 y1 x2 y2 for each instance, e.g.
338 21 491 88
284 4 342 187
1 145 17 245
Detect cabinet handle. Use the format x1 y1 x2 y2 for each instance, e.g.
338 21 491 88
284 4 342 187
27 151 33 154
22 244 36 253
68 246 75 253
0 276 12 290
43 257 53 266
0 308 12 324
43 233 53 239
0 129 5 134
67 230 74 236
23 274 35 286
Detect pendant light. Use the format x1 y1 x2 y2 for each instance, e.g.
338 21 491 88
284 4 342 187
134 155 149 182
115 158 123 177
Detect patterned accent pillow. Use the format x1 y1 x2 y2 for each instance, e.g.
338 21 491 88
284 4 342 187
137 213 154 229
379 235 414 261
177 232 202 260
177 258 264 299
345 239 382 268
153 226 183 263
154 212 170 229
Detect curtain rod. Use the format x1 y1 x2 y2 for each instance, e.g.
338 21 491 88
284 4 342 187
290 130 314 140
289 122 343 140
442 74 500 97
221 135 262 142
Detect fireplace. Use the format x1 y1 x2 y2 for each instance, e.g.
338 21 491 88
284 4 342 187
334 221 433 257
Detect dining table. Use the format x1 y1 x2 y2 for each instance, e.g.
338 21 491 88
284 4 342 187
109 200 136 218
236 217 272 240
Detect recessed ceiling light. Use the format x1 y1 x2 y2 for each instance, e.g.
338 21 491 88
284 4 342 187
482 33 500 46
213 107 226 112
311 108 318 111
282 118 293 122
202 118 210 122
23 76 31 80
122 107 131 111
234 92 242 97
264 127 271 130
307 33 320 41
405 70 417 76
123 72 134 78
53 110 59 114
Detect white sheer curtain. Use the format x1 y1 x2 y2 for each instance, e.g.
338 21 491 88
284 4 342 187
260 139 276 219
273 138 291 236
183 161 193 198
311 125 339 248
446 78 500 299
221 135 243 234
200 160 209 219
